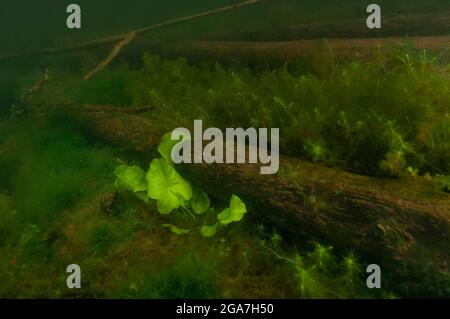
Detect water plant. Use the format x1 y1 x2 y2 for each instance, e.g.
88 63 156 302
63 48 450 181
114 133 248 237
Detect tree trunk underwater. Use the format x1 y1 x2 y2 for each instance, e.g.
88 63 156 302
66 108 450 284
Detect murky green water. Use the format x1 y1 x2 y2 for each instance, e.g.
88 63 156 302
1 0 449 55
0 0 449 299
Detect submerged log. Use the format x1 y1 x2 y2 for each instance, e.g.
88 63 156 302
69 109 450 287
167 36 450 63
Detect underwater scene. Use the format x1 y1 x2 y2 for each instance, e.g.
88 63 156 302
0 0 449 299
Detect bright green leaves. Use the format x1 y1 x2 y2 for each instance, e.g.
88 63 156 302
146 158 192 214
162 224 190 235
114 165 146 192
198 194 246 237
191 187 210 214
217 195 247 224
115 133 247 238
148 132 193 214
200 224 218 238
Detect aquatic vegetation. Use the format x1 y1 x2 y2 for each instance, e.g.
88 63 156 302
270 230 283 249
146 158 193 214
309 243 334 272
341 253 363 289
62 48 450 180
260 233 380 298
190 187 211 215
114 165 147 193
304 139 328 163
117 253 221 299
89 223 116 255
0 119 430 298
0 2 449 298
114 133 247 237
0 119 116 224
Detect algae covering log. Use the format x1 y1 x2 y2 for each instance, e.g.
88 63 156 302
181 159 450 271
70 110 450 279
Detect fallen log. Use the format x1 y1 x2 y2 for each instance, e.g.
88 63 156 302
68 109 450 292
174 36 450 62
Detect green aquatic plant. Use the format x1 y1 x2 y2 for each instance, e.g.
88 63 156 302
295 264 324 298
122 253 220 299
146 158 192 214
341 253 362 289
259 232 378 298
89 223 116 255
304 139 328 163
217 195 247 225
270 230 283 249
119 208 145 239
114 165 146 193
378 121 413 177
200 224 218 238
422 121 450 175
19 224 54 262
309 243 334 271
199 195 247 237
0 119 116 224
162 224 190 235
64 50 450 178
191 187 210 215
114 133 247 238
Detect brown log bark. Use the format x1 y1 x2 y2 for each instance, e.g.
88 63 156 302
165 36 450 63
69 109 450 283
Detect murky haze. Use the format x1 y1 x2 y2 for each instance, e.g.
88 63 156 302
1 0 449 56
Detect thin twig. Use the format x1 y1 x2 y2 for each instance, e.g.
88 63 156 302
82 0 266 80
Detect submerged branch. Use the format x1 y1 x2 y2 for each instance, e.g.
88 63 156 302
82 0 266 80
22 69 50 103
83 31 137 80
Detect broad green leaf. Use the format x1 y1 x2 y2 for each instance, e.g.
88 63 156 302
157 132 186 162
156 192 181 214
217 194 247 224
146 158 192 214
162 224 190 235
200 224 218 238
114 165 146 192
217 208 231 224
230 194 247 215
191 187 210 214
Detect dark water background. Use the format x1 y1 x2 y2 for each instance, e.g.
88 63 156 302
1 0 449 113
1 0 449 56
